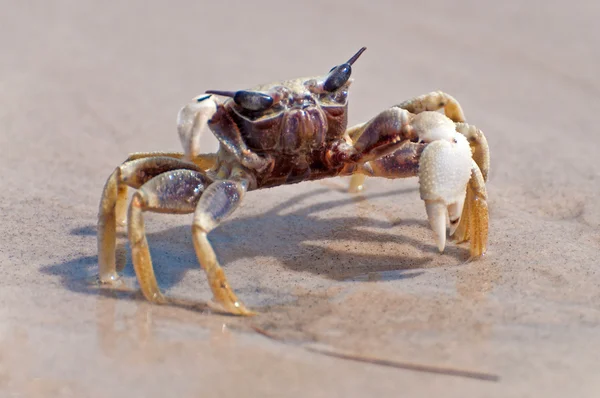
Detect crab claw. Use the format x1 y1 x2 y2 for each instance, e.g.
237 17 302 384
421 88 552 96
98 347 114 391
177 94 218 160
417 115 473 252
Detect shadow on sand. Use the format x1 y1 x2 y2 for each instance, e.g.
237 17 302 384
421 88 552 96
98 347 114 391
41 185 469 309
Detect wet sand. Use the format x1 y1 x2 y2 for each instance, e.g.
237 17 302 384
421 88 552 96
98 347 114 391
1 1 599 397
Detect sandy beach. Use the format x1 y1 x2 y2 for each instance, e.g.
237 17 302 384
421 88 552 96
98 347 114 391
1 1 599 396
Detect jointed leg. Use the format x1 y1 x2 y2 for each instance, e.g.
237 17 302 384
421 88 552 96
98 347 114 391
112 152 215 225
346 120 368 192
347 107 417 161
127 169 213 302
348 174 367 193
97 157 201 283
451 123 489 256
124 152 186 161
191 177 252 315
343 108 416 193
177 94 221 163
450 160 488 258
349 143 424 192
455 123 489 182
396 91 466 123
124 151 218 173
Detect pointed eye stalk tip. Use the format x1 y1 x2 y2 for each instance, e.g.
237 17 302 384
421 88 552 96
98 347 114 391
205 90 236 98
347 47 367 65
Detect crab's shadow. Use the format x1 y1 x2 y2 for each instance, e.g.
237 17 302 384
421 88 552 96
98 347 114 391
42 184 469 301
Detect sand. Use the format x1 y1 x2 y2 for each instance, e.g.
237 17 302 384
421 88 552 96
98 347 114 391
1 1 599 397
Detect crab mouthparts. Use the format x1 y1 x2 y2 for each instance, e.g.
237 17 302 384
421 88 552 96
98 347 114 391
281 108 327 148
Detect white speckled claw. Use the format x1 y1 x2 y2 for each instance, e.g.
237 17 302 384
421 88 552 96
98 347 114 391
177 94 218 160
417 115 473 252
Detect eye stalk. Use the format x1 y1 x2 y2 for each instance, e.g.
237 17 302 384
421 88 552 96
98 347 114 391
323 46 367 92
206 89 274 112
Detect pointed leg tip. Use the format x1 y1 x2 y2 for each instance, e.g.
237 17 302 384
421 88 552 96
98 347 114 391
348 174 366 193
348 185 364 193
240 309 258 317
211 300 256 316
468 249 487 262
151 292 168 304
138 290 167 304
232 300 257 316
93 272 123 286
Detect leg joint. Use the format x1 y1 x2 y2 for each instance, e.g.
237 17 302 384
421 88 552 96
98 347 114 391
130 191 147 209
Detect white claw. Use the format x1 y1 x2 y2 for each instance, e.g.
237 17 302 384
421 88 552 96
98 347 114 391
177 95 218 161
417 117 472 252
425 200 447 252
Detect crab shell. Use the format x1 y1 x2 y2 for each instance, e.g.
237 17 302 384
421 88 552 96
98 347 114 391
228 78 351 154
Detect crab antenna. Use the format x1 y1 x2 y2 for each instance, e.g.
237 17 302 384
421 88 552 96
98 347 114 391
347 47 367 65
205 90 236 98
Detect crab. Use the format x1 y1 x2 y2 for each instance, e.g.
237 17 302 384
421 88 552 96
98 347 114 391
97 47 489 315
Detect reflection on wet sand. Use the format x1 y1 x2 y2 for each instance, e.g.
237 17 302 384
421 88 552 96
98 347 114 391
94 287 500 381
94 293 237 362
0 327 86 396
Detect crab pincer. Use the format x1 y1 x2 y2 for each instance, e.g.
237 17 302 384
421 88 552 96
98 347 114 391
415 112 488 258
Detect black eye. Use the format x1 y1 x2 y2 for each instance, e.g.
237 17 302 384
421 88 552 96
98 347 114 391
322 47 366 92
323 64 351 92
233 90 274 111
205 89 274 112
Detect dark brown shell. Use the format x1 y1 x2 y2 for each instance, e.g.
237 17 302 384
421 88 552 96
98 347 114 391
222 77 352 187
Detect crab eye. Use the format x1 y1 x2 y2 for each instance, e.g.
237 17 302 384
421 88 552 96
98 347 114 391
323 64 352 92
322 47 367 92
233 90 274 111
205 89 274 112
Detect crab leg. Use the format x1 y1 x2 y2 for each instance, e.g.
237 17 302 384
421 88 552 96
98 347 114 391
450 160 488 257
177 94 219 161
348 142 425 192
97 157 202 283
340 107 418 164
396 91 466 123
103 152 214 227
455 123 490 182
179 94 272 174
207 103 273 173
353 142 423 178
125 151 218 171
127 169 213 302
191 174 253 315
